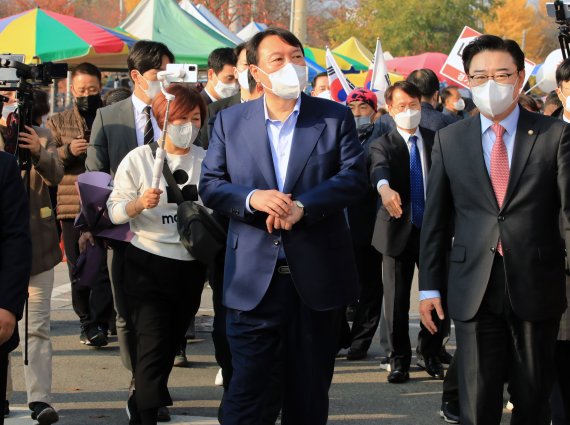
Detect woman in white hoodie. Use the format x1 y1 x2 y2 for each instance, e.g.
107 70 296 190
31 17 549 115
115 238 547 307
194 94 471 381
107 84 207 425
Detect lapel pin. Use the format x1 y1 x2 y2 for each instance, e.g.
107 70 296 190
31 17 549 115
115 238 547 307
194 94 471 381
528 130 534 135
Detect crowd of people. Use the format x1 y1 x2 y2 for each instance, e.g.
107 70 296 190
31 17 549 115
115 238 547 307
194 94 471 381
0 26 569 425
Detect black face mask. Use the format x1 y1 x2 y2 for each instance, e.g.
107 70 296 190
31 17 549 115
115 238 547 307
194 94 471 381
76 95 102 114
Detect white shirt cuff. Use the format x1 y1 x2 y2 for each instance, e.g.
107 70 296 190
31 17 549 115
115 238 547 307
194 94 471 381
245 189 258 214
419 290 441 301
377 179 389 192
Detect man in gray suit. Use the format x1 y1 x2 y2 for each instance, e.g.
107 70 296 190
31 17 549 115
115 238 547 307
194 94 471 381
86 39 174 424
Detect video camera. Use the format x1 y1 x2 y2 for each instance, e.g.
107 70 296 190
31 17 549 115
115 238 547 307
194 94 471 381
0 54 67 171
547 1 570 59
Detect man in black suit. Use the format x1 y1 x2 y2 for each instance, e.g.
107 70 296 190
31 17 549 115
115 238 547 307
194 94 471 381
369 81 444 383
0 152 31 425
199 47 238 109
419 35 570 425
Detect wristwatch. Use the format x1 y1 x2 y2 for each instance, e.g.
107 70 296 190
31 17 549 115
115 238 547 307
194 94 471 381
294 200 306 216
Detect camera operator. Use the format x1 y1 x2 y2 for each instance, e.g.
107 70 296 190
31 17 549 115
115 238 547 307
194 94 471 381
0 150 30 425
1 89 63 424
47 62 113 348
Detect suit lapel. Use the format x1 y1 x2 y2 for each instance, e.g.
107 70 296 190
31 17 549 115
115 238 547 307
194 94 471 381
465 115 499 208
243 98 278 189
283 95 325 193
121 99 138 151
501 108 539 212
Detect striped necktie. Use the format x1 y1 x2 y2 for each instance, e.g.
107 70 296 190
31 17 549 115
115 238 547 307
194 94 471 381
143 106 154 145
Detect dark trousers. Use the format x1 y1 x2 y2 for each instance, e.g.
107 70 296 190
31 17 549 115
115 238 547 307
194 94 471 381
455 255 560 425
108 241 137 372
61 219 113 332
349 245 383 352
0 350 7 425
224 269 342 425
442 346 459 403
382 227 443 369
551 340 570 425
124 244 206 415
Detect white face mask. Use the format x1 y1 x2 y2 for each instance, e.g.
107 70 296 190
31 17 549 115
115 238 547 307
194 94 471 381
393 108 421 130
453 98 466 111
316 90 332 100
354 115 372 128
471 79 518 118
214 74 239 99
2 103 17 118
237 69 250 90
167 122 199 149
139 73 161 100
257 63 308 100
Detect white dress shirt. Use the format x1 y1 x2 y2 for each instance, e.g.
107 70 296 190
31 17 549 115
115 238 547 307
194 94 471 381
131 94 162 146
420 106 520 301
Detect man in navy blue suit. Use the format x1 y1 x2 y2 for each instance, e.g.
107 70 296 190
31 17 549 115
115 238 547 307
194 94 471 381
200 28 368 425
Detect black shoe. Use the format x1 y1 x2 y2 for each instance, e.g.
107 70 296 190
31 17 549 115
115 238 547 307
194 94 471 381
424 357 445 380
29 402 59 425
346 347 367 360
79 330 88 345
438 348 453 365
4 400 9 418
85 326 108 347
157 406 171 422
173 347 188 367
387 368 410 383
440 401 460 423
126 391 141 425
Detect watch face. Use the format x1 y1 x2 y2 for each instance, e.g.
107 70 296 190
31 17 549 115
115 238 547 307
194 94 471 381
295 200 304 208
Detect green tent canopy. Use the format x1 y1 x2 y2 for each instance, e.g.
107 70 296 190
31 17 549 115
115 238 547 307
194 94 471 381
121 0 235 67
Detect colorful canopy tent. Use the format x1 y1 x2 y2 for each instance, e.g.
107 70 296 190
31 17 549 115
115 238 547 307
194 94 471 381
237 21 267 42
0 7 137 69
121 0 235 67
305 57 325 82
333 37 373 67
304 46 367 72
386 52 455 85
179 0 242 45
347 71 403 88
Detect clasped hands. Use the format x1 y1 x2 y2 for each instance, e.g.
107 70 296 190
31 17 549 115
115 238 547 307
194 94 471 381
249 189 304 233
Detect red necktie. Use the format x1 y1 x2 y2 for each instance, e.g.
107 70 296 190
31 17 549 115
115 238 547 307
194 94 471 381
490 123 509 255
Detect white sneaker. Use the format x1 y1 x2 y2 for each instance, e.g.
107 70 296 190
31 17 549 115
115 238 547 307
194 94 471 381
215 368 224 386
379 357 391 372
506 401 514 411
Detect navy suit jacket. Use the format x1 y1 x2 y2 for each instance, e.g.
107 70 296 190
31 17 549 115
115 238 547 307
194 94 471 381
200 93 368 312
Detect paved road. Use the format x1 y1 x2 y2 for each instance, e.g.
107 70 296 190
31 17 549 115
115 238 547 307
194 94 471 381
6 263 512 424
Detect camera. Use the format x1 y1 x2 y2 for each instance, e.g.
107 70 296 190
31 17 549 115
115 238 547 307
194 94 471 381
547 1 570 59
163 64 198 83
0 55 67 171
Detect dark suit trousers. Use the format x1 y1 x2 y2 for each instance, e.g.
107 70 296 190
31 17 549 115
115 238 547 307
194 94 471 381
224 269 342 425
349 245 383 351
455 255 560 425
382 227 442 369
0 349 7 425
551 340 570 425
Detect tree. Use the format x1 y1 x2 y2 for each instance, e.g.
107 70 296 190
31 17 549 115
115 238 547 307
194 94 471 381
483 0 558 62
325 0 495 56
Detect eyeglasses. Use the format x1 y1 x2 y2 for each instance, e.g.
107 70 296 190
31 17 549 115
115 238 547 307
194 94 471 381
468 72 517 86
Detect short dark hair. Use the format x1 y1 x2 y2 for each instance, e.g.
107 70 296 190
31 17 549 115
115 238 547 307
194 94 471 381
545 90 563 110
556 58 570 86
406 69 439 98
152 84 207 129
384 81 422 104
127 40 174 76
462 34 525 74
103 87 132 106
440 86 460 105
311 71 328 90
32 90 50 124
207 48 237 74
246 27 304 66
71 62 101 83
518 93 540 113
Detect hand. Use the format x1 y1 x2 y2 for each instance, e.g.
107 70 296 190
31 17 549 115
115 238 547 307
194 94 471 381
18 125 41 156
250 190 293 217
419 297 445 335
78 231 95 254
266 215 293 233
69 138 89 156
379 185 403 218
0 308 16 346
138 188 162 210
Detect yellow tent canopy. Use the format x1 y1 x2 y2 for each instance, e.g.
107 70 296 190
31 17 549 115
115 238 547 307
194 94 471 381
333 37 374 67
347 71 404 88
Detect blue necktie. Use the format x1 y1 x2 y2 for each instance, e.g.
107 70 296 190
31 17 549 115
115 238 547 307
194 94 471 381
409 135 424 228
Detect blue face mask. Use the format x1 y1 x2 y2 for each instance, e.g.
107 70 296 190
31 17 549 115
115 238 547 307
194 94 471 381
354 115 372 128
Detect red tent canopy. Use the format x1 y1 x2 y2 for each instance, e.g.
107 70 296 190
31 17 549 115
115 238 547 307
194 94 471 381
386 52 456 86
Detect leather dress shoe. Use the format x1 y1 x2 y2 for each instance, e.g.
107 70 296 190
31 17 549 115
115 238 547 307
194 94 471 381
387 368 410 383
424 357 445 379
439 401 460 423
346 347 367 360
157 406 171 422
